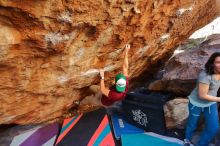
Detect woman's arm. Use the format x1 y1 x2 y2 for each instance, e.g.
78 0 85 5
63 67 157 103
123 44 130 77
198 83 220 102
100 69 110 97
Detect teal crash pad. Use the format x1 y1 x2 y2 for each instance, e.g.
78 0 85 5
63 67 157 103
121 132 183 146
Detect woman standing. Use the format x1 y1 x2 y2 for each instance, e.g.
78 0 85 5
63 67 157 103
184 52 220 146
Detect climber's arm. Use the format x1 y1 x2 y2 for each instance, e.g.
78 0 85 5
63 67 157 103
100 69 110 97
123 44 130 77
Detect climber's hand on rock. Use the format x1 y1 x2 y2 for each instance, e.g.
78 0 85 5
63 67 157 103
125 44 130 51
99 69 104 78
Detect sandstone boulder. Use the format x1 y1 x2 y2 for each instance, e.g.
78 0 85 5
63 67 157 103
0 0 219 124
149 34 220 96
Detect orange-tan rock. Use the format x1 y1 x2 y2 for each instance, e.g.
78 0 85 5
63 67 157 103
0 0 219 124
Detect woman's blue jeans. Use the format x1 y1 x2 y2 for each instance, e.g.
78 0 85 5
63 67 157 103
185 102 219 146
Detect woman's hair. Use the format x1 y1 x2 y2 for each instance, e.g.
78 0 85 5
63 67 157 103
205 52 220 75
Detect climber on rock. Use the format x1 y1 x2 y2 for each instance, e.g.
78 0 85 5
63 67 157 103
88 44 130 107
98 44 130 107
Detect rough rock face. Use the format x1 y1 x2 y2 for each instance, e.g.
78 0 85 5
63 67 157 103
0 0 219 124
148 34 220 96
164 98 189 129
